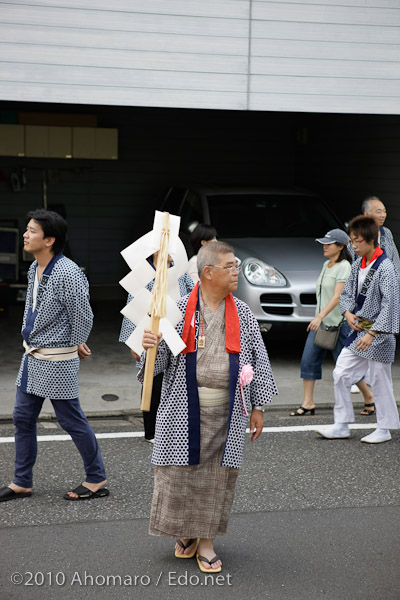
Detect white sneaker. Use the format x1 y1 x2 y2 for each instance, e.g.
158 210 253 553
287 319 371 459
350 384 360 393
315 424 350 439
361 428 391 444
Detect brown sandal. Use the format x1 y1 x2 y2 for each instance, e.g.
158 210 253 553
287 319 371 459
174 538 199 559
360 402 375 416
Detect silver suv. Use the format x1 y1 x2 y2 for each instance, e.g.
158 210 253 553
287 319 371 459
161 186 344 331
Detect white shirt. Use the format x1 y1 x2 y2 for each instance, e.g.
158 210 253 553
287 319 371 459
357 258 377 295
32 268 39 311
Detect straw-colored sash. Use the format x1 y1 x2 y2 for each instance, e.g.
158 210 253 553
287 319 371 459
23 340 78 361
198 387 230 407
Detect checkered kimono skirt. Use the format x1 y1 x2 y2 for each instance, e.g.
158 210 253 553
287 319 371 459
149 300 238 539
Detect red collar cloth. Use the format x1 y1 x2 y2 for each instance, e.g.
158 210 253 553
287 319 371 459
361 246 383 269
181 282 241 354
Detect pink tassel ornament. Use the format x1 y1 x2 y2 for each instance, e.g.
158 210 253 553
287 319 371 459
239 364 254 416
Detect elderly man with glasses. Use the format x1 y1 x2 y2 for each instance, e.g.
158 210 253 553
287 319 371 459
140 241 277 573
348 195 400 280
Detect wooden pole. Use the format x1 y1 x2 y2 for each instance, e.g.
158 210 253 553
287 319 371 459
140 212 170 412
140 314 160 411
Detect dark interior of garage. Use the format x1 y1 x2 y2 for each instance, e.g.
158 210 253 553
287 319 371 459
1 101 400 296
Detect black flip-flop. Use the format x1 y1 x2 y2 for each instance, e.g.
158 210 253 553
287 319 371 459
63 484 110 501
0 486 32 502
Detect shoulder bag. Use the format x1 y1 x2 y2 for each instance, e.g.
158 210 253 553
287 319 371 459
313 264 343 351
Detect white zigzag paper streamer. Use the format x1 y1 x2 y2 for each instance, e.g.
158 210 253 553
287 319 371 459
119 211 188 357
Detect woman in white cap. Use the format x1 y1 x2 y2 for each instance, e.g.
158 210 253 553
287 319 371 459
290 229 373 416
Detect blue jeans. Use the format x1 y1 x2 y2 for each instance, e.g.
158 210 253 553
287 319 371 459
300 322 351 381
12 387 107 488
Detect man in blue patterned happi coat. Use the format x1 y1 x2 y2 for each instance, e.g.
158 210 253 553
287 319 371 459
141 241 278 573
316 215 400 444
0 209 109 503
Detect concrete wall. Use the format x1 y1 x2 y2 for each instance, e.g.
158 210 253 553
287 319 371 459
1 1 400 114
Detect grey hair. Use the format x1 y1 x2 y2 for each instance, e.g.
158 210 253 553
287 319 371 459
362 195 380 214
197 241 235 279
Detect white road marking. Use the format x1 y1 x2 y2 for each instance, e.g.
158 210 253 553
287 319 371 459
0 423 377 444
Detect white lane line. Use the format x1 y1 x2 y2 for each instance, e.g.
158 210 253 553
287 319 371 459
0 431 144 444
248 423 378 433
0 423 377 444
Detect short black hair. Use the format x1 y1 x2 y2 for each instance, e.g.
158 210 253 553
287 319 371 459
348 215 378 247
26 209 68 255
190 223 217 255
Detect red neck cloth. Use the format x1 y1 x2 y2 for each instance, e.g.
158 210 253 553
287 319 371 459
182 282 240 354
361 246 383 269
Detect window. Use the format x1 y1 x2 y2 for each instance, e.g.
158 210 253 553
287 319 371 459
207 194 340 238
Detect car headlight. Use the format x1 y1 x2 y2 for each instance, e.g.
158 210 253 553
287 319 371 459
243 258 286 287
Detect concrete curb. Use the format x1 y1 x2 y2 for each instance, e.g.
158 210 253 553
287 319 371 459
1 400 390 424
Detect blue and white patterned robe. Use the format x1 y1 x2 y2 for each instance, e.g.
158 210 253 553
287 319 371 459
340 256 399 363
16 255 93 399
138 295 278 469
119 272 194 343
380 226 400 280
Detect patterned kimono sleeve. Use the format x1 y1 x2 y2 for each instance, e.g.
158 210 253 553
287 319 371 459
119 293 134 343
178 272 195 296
248 310 278 406
372 265 400 334
61 268 93 344
385 229 400 280
340 263 358 315
137 340 171 384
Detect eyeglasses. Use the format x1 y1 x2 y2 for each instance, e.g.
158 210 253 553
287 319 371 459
350 238 366 246
208 264 242 274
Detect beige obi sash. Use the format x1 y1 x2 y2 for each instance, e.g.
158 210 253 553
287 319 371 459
23 340 79 361
198 387 230 407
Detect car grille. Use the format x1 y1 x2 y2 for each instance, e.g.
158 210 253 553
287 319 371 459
260 292 316 316
260 293 294 316
260 293 292 304
300 293 317 305
261 306 293 316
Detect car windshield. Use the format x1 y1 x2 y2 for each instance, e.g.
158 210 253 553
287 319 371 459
207 194 341 238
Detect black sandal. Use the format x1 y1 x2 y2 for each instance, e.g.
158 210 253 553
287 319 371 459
63 484 110 501
290 406 315 417
0 487 32 502
360 402 375 416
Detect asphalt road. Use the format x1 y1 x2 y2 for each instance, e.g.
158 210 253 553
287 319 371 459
0 411 399 600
